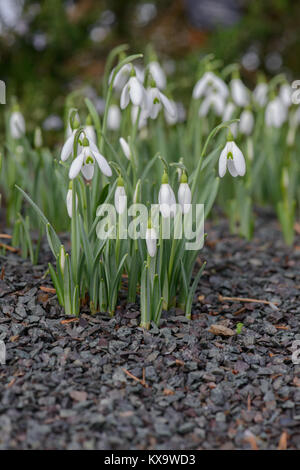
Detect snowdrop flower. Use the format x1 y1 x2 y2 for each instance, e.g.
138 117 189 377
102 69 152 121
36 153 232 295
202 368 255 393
66 182 78 218
146 223 157 258
60 123 80 162
149 61 166 90
265 97 287 128
120 76 145 109
239 109 254 136
199 92 225 117
107 105 121 130
218 137 246 178
147 86 177 120
193 71 228 100
114 177 127 215
69 137 112 181
119 137 131 160
10 106 26 139
253 82 268 107
158 172 176 218
109 63 132 91
178 172 192 214
230 78 250 107
131 105 148 129
279 83 292 108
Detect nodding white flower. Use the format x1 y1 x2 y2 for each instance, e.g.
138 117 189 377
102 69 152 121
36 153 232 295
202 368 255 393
230 78 250 107
114 177 127 215
109 63 132 91
69 137 112 181
107 104 121 131
279 83 292 108
147 87 177 120
193 71 228 100
119 137 131 160
178 173 192 214
253 82 268 107
120 76 145 109
239 109 254 135
222 101 236 121
149 61 166 90
158 172 176 218
60 128 78 162
66 184 78 218
265 97 287 128
10 108 26 139
131 105 148 129
218 139 246 178
146 225 158 258
199 92 225 117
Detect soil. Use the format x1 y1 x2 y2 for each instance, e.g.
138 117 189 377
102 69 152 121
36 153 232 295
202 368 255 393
0 210 300 450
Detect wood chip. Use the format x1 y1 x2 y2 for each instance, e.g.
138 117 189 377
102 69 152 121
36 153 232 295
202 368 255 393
40 286 56 294
219 294 278 306
0 242 19 253
163 388 174 396
278 431 288 450
209 324 235 337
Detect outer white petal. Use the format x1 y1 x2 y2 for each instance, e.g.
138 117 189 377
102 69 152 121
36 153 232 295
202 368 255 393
90 144 112 177
149 61 166 90
239 110 254 135
84 125 97 144
253 83 268 107
129 77 144 107
164 100 178 125
10 111 26 139
110 63 131 90
69 152 84 179
231 142 246 176
159 183 176 217
131 105 148 129
192 72 210 99
227 159 238 177
222 102 236 121
178 183 192 214
119 137 131 160
66 189 78 218
280 84 292 108
115 186 127 214
61 133 74 161
107 105 121 130
147 88 161 119
146 228 157 257
159 92 177 118
213 75 229 98
218 143 229 178
231 78 249 107
120 83 130 109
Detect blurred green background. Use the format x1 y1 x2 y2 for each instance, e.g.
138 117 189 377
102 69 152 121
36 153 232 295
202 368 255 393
1 0 300 130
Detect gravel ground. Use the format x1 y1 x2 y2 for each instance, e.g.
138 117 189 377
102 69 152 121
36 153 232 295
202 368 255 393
0 211 300 450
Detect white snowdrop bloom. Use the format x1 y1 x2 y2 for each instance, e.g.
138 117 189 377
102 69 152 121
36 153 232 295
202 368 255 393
239 109 254 135
178 173 191 214
149 61 166 90
120 76 145 109
199 92 225 117
109 63 132 91
60 129 78 162
114 178 127 215
253 82 268 107
230 78 250 107
84 124 97 145
279 83 292 108
10 109 26 139
218 140 246 178
131 105 148 129
222 101 236 121
107 104 121 131
158 173 176 218
193 71 228 100
69 138 112 180
146 227 157 258
147 87 177 120
265 97 287 128
119 137 131 160
66 187 78 218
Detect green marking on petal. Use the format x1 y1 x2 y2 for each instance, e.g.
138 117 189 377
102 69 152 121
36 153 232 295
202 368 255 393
227 152 233 160
86 156 94 165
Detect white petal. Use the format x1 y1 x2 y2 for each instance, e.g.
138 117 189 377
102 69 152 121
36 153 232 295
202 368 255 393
92 149 112 177
61 133 74 161
231 142 246 176
227 159 238 177
218 144 229 178
146 228 157 257
81 163 94 180
115 186 127 214
231 78 249 107
149 61 166 90
10 111 25 139
159 92 177 118
192 73 210 99
66 189 78 218
84 125 97 144
120 83 130 109
69 152 84 179
239 110 254 135
119 137 131 160
178 183 192 214
107 105 121 130
129 77 144 107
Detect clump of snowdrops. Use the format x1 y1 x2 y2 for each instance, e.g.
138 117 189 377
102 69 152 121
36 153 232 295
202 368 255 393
1 46 299 325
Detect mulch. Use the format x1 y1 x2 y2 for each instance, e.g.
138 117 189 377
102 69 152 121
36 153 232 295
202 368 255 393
0 210 300 450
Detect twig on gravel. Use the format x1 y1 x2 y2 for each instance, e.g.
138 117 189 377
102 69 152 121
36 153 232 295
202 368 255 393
0 242 19 253
122 368 150 388
0 233 12 239
219 294 278 306
278 432 288 450
40 286 56 294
